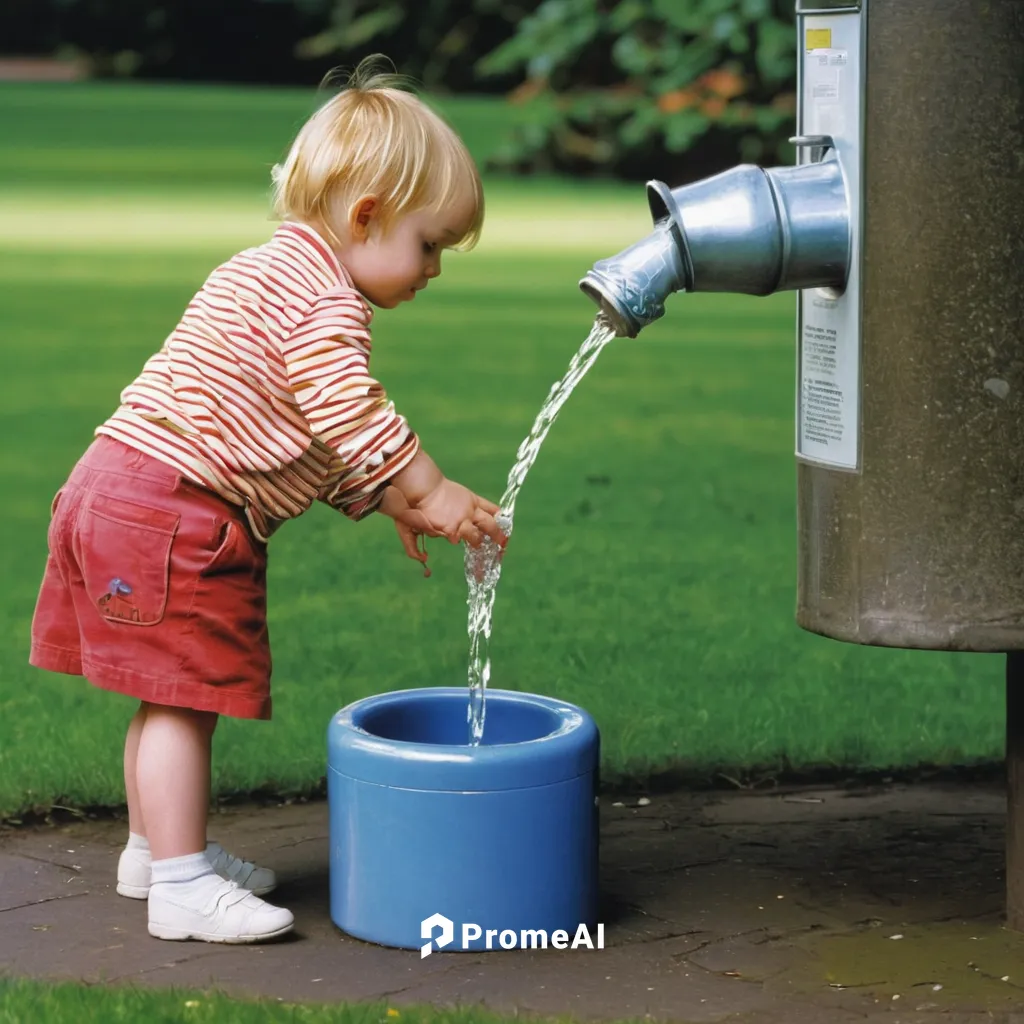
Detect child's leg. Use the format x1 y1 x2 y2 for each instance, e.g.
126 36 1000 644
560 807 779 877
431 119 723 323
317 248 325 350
136 703 292 943
136 704 215 859
117 701 277 900
114 703 157 899
124 702 148 837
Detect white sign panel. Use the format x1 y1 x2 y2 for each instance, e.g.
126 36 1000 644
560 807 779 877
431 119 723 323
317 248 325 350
796 14 863 470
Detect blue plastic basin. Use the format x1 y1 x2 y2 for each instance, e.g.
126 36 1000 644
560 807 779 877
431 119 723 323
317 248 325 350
327 687 600 951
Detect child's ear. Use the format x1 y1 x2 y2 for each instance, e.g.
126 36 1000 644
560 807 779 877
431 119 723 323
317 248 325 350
349 196 379 242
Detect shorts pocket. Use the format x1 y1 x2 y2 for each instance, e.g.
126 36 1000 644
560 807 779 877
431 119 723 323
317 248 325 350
201 520 242 577
78 492 180 626
200 518 264 578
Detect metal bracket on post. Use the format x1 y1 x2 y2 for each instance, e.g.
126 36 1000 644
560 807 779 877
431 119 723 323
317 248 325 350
790 134 835 164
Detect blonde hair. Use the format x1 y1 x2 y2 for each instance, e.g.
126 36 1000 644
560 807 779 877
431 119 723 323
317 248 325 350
272 56 484 251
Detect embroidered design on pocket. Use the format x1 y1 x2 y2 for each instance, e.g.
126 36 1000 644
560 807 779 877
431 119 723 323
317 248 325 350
81 494 179 627
98 577 142 622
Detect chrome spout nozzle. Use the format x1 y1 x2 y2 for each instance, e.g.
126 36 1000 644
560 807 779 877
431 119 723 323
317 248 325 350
580 150 851 337
578 221 686 339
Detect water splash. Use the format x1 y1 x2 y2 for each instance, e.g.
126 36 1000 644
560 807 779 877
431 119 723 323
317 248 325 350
465 314 617 744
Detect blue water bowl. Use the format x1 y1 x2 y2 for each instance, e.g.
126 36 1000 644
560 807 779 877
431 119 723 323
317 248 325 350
327 687 600 952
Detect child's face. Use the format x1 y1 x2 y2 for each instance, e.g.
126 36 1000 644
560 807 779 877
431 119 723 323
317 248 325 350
337 194 477 309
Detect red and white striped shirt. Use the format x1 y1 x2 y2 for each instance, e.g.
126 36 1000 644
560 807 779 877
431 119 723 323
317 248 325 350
97 222 420 541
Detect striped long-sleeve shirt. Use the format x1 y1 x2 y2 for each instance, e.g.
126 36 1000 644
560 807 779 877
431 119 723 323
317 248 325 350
96 222 420 542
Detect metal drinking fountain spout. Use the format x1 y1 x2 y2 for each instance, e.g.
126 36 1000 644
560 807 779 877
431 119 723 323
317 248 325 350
579 136 851 338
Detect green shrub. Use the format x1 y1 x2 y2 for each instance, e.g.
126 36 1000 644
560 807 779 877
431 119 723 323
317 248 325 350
477 0 798 183
292 0 542 92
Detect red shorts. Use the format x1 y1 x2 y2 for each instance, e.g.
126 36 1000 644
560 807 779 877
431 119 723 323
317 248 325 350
30 436 272 720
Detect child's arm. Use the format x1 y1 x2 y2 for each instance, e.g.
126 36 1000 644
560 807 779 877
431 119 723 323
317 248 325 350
283 290 503 549
283 290 422 521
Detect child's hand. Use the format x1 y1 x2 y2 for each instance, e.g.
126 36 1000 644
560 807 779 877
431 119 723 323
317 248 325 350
416 479 506 549
388 451 505 549
379 486 442 577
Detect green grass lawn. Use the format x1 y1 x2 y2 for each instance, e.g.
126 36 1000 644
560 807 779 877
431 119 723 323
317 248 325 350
0 978 588 1024
0 82 1005 819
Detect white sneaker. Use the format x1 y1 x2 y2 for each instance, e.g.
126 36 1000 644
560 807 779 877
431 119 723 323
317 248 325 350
117 842 277 899
148 875 294 943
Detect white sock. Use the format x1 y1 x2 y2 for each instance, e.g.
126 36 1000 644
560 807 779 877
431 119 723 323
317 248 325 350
126 832 149 853
151 851 216 887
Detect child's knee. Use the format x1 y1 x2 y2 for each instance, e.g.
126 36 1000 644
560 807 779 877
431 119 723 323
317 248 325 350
144 702 219 735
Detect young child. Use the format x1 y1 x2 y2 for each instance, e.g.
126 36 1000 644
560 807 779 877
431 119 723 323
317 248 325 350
29 57 506 945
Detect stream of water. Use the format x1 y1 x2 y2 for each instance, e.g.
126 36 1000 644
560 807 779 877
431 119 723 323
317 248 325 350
464 313 617 744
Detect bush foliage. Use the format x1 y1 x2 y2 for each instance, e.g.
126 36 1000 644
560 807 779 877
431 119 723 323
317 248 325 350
477 0 798 182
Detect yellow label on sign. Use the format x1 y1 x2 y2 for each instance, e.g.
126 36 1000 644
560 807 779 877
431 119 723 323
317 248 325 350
806 28 832 49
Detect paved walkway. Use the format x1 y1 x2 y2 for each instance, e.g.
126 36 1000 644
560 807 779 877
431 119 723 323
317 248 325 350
3 781 1024 1022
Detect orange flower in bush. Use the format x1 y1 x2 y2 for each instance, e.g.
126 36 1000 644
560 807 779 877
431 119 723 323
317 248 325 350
700 68 746 100
660 67 746 119
699 95 727 117
657 89 699 114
